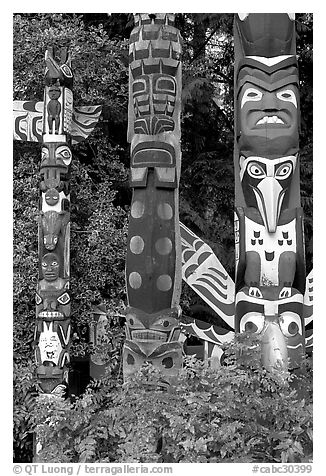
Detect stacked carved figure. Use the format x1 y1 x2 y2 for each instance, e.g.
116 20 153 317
233 13 307 370
34 47 73 395
123 13 183 379
123 13 313 378
13 15 313 388
174 14 313 373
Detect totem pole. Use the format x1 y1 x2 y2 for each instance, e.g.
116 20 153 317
233 13 306 371
180 14 313 370
34 46 73 396
14 47 102 394
123 13 183 379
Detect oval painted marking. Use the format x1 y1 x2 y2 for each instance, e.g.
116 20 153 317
131 200 145 218
157 274 172 292
129 272 142 289
155 237 172 255
130 236 145 254
157 203 173 220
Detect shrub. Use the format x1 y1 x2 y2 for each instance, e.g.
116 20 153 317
31 335 313 463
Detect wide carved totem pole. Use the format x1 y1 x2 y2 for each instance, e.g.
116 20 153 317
233 14 307 370
35 47 73 395
123 13 183 379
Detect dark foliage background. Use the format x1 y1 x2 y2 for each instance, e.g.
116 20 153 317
13 13 313 462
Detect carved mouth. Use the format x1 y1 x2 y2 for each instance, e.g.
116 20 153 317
256 115 285 125
131 330 167 341
44 272 58 280
38 311 64 319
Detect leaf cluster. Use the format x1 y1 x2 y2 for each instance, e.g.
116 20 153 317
30 336 312 464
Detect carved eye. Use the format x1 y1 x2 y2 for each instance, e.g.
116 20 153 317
56 146 72 165
162 357 173 368
127 354 135 365
240 313 265 334
241 88 263 108
276 89 297 108
57 292 70 305
279 312 302 337
42 261 47 267
275 162 293 179
60 64 73 78
126 314 145 329
52 260 58 266
247 162 266 179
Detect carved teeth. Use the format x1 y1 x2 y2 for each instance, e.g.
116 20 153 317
256 116 284 125
39 311 64 318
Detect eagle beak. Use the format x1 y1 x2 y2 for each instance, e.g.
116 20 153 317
253 177 285 233
261 321 288 371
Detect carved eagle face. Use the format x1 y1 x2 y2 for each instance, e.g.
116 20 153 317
239 155 297 232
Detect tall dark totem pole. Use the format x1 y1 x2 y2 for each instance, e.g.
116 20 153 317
123 13 183 379
35 47 73 396
233 14 307 370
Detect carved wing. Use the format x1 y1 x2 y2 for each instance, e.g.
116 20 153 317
180 222 235 328
13 100 43 142
71 106 102 144
180 315 234 346
13 101 102 144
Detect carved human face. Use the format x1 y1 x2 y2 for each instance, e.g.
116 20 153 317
36 289 70 319
238 82 299 153
41 143 72 188
41 143 72 168
125 307 180 350
39 326 62 364
48 86 61 100
41 253 60 281
235 286 304 370
236 60 299 156
240 83 297 129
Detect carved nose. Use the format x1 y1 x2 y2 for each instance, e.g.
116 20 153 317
262 92 278 111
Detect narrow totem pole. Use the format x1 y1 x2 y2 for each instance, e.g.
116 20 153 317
233 14 306 370
13 46 101 395
34 47 73 396
123 13 183 379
